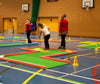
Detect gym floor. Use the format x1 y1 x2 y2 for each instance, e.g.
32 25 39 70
0 33 100 84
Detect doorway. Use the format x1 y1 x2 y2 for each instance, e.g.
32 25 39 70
37 17 58 32
31 17 58 35
3 18 17 34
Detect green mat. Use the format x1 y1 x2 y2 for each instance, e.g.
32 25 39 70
5 49 69 69
78 43 100 49
31 48 43 51
14 36 20 38
80 41 100 44
65 40 72 41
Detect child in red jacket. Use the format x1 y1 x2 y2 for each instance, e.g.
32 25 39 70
58 14 68 49
25 19 32 43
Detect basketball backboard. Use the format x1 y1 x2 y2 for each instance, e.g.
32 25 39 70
82 0 94 8
22 3 29 12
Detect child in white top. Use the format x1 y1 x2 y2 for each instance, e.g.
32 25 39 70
38 23 50 50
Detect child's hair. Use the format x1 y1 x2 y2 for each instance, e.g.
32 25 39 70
61 14 66 20
38 22 43 28
26 19 30 22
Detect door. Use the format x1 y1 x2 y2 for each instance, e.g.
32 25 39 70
3 18 17 34
31 17 58 35
37 17 58 32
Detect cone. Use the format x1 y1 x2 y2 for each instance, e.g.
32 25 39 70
26 39 28 43
95 45 98 51
68 37 71 40
73 56 79 66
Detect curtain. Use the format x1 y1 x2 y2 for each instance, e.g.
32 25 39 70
31 0 40 31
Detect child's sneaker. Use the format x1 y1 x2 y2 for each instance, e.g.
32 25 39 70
44 48 49 50
58 46 63 49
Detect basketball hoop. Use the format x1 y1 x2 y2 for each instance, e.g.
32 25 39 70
22 9 26 12
86 5 89 11
22 9 26 15
84 5 89 11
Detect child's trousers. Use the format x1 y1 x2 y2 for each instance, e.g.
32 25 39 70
44 34 50 49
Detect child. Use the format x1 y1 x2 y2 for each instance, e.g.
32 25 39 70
25 19 32 43
38 23 50 50
58 14 68 49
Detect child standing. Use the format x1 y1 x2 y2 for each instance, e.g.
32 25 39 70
58 14 68 49
38 23 50 50
25 19 32 43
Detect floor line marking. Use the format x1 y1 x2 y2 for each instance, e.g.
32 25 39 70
47 65 100 82
77 49 91 51
22 69 43 84
48 68 100 82
70 74 100 82
63 53 92 60
90 56 96 58
0 64 84 84
76 52 100 58
47 69 69 75
63 52 100 60
94 74 100 77
0 64 17 74
0 62 8 64
58 65 98 78
77 48 90 50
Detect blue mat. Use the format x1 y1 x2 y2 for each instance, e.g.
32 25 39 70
0 36 34 40
0 42 38 48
